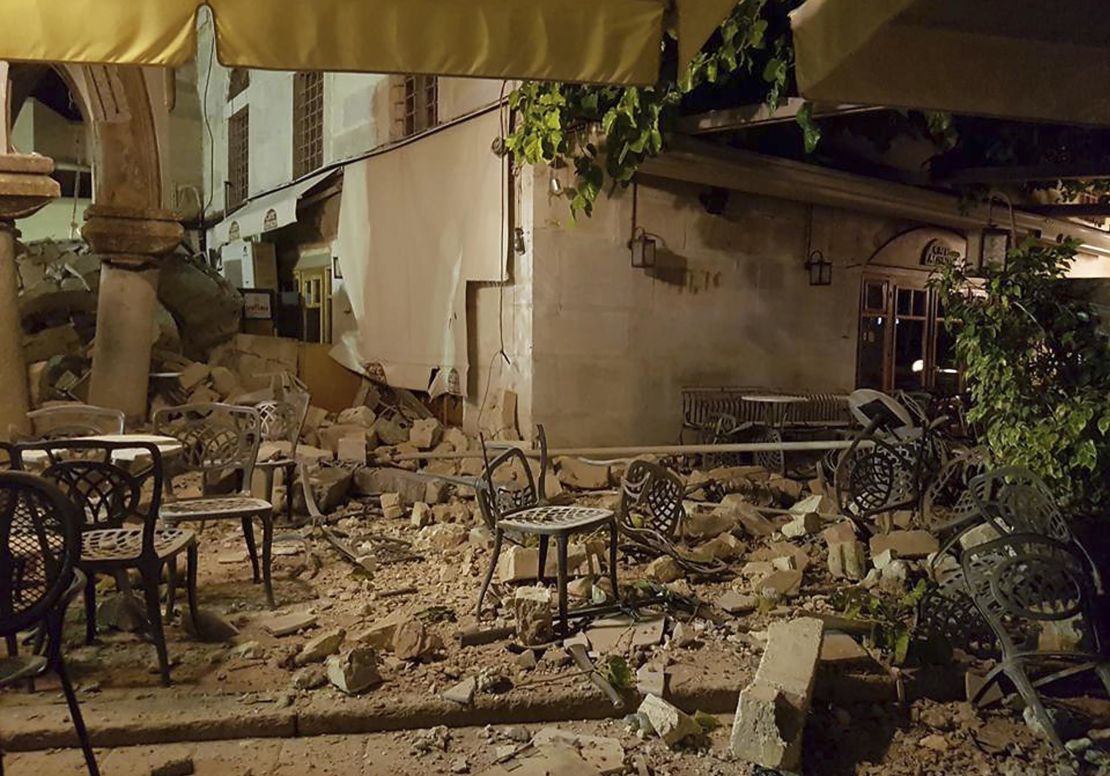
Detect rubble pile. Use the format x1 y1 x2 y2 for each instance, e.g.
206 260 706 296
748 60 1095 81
15 239 242 406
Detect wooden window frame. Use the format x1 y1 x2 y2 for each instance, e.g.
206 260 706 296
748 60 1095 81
227 107 250 211
293 72 325 179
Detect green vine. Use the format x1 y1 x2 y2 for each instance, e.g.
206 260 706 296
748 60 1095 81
505 0 812 218
930 240 1110 513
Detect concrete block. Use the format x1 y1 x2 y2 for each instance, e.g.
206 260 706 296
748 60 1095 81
410 501 432 528
731 617 824 771
337 434 367 464
295 628 346 666
353 467 429 504
380 492 404 519
781 512 822 539
645 556 683 583
684 509 737 540
409 417 443 449
638 694 700 748
828 540 867 581
718 495 777 537
177 361 211 391
869 530 939 559
557 457 611 490
326 647 382 694
757 569 802 598
318 424 368 454
514 586 553 646
822 520 858 546
336 406 376 428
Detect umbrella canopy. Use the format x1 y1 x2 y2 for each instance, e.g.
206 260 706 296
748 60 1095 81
0 0 738 85
791 0 1110 126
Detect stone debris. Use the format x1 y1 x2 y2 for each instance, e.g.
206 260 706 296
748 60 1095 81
716 590 759 615
781 511 823 538
827 540 867 580
756 568 803 598
295 628 346 666
513 587 554 646
380 492 405 519
443 676 478 705
644 556 683 583
819 632 871 665
150 756 195 776
182 609 239 643
637 694 701 748
409 417 443 449
731 617 824 771
716 495 777 537
261 612 319 638
531 728 625 775
869 530 940 559
392 618 441 661
557 457 611 490
420 523 469 550
326 647 383 694
410 501 433 528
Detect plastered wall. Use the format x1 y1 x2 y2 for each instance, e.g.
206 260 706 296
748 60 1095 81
528 169 918 446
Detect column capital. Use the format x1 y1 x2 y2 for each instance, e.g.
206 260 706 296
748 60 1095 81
0 154 60 222
82 204 184 268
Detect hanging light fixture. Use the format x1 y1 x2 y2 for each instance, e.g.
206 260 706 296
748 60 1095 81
804 249 832 286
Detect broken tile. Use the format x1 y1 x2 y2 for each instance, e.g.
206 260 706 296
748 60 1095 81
260 612 318 638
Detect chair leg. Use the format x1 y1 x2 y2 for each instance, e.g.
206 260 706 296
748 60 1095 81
608 521 621 604
164 558 178 620
138 565 171 687
1006 664 1066 750
556 534 569 639
261 513 275 608
241 516 261 583
537 536 549 585
83 572 97 645
476 528 503 619
186 544 200 637
53 649 99 776
283 463 296 524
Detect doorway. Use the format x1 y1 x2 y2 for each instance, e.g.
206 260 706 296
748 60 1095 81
856 272 958 395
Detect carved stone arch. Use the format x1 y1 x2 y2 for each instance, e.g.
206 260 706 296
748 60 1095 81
55 63 183 419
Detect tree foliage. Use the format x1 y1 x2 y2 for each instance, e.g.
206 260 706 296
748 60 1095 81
505 0 810 218
931 240 1110 513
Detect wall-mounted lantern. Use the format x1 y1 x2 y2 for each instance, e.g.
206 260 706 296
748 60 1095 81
629 228 657 269
804 249 832 286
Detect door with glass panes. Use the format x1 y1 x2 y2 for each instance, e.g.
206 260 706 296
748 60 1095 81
856 273 958 395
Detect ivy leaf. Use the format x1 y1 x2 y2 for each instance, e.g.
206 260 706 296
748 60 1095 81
796 102 822 153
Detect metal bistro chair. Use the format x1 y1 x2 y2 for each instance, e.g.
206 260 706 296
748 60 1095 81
26 404 126 440
251 394 309 525
19 440 199 687
154 403 276 607
0 472 99 775
962 533 1110 750
617 460 728 579
475 428 620 637
970 467 1103 594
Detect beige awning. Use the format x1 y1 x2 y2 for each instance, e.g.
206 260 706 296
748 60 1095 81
212 169 333 246
0 0 735 86
791 0 1110 125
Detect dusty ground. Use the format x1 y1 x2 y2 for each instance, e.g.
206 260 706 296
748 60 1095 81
3 482 1108 775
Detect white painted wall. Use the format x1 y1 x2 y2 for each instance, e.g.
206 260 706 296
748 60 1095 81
528 168 920 446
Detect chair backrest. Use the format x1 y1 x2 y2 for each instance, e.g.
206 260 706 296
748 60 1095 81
835 436 920 519
26 404 126 440
153 403 261 491
0 471 80 637
961 533 1101 658
476 426 548 528
15 441 163 544
254 399 306 446
618 460 685 540
847 389 916 436
921 447 990 533
970 467 1070 542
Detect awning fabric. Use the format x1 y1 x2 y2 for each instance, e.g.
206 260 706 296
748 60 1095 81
791 0 1110 125
212 169 333 246
0 0 735 86
334 111 505 396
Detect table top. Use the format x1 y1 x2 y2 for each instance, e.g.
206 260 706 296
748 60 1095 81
20 434 183 464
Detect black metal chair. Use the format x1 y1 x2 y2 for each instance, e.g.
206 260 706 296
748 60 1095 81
970 467 1103 594
154 403 276 607
0 471 99 775
17 440 199 686
616 460 727 579
962 533 1110 750
25 404 126 440
475 427 620 637
251 395 309 525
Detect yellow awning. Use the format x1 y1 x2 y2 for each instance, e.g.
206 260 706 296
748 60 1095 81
0 0 737 86
791 0 1110 125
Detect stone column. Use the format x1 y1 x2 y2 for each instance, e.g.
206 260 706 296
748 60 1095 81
0 154 60 439
83 204 183 422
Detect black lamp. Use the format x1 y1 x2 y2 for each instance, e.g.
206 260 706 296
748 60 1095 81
804 249 832 286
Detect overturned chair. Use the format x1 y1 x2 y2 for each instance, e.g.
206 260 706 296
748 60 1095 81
962 533 1110 750
618 460 728 580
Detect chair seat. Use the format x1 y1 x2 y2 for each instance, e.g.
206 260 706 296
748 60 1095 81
161 495 272 521
0 654 48 686
499 505 614 535
82 527 196 562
